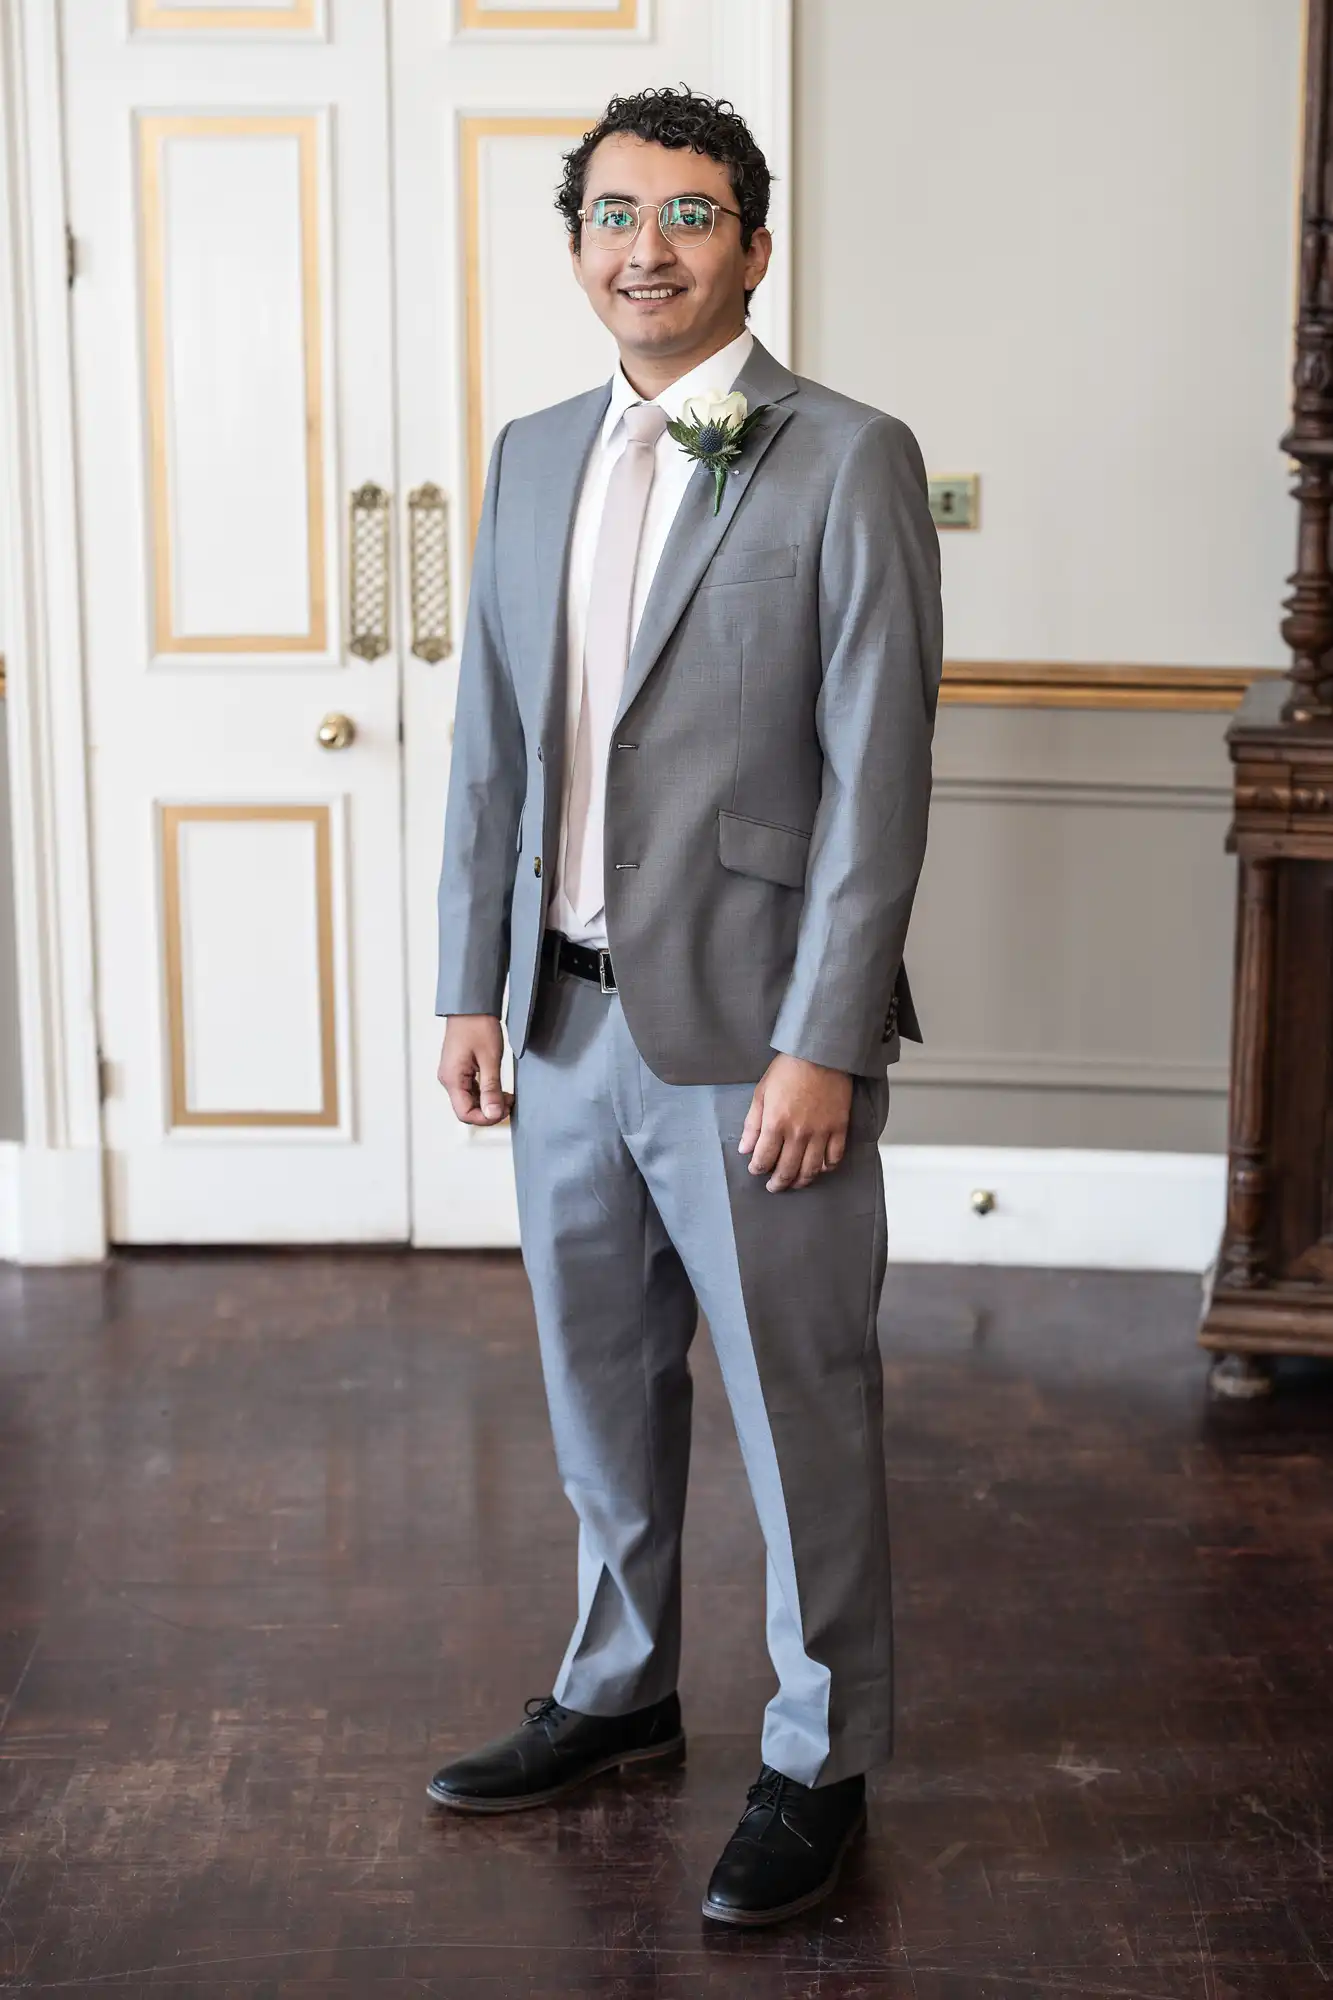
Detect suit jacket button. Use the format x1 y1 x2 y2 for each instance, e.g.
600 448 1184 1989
533 856 542 878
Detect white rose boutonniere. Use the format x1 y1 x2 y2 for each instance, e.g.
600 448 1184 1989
666 387 768 516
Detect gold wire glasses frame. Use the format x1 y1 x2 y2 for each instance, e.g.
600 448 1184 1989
577 193 743 250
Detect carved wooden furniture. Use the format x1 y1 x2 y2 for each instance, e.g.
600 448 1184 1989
1198 0 1333 1386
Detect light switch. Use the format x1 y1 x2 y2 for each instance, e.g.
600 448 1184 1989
928 475 980 531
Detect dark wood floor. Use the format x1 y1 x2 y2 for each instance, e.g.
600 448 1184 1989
1 1255 1332 1995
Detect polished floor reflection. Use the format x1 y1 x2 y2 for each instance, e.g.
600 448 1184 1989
1 1252 1332 1995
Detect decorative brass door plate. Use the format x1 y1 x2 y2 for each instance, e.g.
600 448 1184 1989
407 483 451 662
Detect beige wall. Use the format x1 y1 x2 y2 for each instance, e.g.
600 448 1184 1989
796 0 1300 667
795 0 1302 1149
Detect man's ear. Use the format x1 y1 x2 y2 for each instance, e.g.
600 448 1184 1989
568 233 587 295
744 226 774 295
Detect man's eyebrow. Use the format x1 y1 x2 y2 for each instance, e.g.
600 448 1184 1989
584 189 718 203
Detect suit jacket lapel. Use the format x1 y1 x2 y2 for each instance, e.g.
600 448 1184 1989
530 382 611 766
614 338 799 730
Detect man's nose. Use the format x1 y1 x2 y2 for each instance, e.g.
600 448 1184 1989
629 208 676 269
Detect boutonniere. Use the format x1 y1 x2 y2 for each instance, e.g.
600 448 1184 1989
666 389 768 516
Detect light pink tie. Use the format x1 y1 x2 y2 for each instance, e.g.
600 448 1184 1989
563 400 668 927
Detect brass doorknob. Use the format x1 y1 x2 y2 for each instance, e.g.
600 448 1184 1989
317 712 356 750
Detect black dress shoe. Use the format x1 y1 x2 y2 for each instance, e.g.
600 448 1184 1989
702 1764 866 1926
426 1692 684 1813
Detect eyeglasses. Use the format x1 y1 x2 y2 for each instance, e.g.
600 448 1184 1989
577 194 742 251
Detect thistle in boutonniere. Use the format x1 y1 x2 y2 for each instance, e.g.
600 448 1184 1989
666 389 768 516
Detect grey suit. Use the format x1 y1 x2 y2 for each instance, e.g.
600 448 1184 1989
436 339 941 1080
436 339 942 1786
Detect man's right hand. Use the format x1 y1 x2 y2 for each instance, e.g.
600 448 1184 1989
438 1015 512 1126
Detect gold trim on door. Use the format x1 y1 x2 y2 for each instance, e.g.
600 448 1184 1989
160 803 340 1128
940 662 1283 711
139 114 328 655
133 1 320 31
459 1 638 29
461 115 593 540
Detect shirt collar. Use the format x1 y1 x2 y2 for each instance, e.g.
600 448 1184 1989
601 328 755 447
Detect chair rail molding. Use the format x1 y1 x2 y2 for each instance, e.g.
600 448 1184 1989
0 0 105 1261
941 663 1284 711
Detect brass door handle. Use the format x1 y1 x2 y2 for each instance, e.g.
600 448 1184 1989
349 482 391 660
407 483 451 661
317 712 356 750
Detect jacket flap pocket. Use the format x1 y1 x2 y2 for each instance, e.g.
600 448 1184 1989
702 543 799 588
718 809 811 890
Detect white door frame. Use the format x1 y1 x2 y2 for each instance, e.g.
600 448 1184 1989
0 0 793 1264
0 0 105 1262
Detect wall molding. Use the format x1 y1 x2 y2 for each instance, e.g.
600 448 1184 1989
932 774 1231 813
0 0 106 1261
0 1143 103 1264
942 661 1283 711
410 1141 1227 1270
881 1146 1225 1272
893 1051 1228 1095
0 1139 1224 1272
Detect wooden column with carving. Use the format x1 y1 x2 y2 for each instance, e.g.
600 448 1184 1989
1198 0 1333 1388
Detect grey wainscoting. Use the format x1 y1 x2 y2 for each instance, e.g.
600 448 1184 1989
891 705 1234 1152
0 702 22 1140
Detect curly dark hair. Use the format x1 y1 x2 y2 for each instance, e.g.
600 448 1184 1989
555 84 772 256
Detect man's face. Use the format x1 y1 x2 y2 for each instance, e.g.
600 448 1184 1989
570 133 771 366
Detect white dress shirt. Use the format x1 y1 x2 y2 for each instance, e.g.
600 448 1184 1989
549 327 755 946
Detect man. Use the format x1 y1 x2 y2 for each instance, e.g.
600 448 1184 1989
427 86 941 1928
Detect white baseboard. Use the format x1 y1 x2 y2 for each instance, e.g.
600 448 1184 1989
0 1139 1223 1272
881 1146 1226 1272
0 1144 105 1263
0 1142 18 1261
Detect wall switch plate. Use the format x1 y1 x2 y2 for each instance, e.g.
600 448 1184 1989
928 475 980 530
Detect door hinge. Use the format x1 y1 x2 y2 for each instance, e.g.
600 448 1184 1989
97 1049 113 1102
65 223 77 289
398 711 404 746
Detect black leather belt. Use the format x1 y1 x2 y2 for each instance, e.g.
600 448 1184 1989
544 930 617 993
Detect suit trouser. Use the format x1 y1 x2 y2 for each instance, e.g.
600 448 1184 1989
509 954 894 1788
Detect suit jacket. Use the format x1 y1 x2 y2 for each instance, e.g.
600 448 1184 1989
435 337 943 1085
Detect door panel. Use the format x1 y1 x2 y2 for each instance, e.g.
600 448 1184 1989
65 0 788 1246
394 0 790 1247
65 0 409 1241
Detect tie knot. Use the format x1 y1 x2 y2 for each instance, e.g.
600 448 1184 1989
623 401 667 447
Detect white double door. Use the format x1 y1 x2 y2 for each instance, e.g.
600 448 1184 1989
64 0 788 1246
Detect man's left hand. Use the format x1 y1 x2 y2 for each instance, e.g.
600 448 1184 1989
739 1055 854 1193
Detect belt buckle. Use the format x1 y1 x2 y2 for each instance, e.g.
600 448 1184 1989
597 948 614 994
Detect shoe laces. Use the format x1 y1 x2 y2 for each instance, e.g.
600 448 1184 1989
742 1763 792 1823
522 1695 563 1729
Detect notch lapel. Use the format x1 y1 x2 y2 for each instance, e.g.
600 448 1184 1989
613 339 799 730
529 382 612 762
